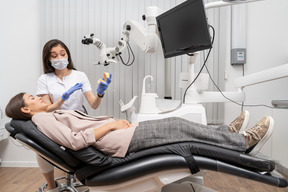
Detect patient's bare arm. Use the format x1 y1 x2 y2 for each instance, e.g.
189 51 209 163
93 120 131 140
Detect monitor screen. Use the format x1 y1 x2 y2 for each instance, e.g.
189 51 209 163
156 0 212 58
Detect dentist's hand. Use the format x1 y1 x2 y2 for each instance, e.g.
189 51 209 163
97 73 112 95
62 83 83 100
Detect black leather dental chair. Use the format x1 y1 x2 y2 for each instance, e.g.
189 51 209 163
5 119 288 192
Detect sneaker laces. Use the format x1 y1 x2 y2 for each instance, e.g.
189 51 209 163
243 123 265 147
229 116 244 132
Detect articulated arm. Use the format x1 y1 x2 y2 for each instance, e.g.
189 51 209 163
205 0 264 10
82 6 163 66
234 64 288 88
82 34 119 66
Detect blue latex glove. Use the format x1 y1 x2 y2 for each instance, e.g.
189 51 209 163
97 74 112 95
62 83 83 100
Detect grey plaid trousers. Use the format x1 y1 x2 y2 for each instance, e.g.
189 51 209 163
127 117 246 153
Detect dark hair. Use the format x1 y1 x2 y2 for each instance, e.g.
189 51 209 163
5 93 31 120
42 39 77 74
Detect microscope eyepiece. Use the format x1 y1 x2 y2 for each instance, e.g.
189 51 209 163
81 38 93 45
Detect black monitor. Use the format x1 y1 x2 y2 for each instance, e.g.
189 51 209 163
156 0 212 58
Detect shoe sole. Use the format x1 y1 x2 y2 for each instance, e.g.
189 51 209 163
239 110 249 133
249 116 274 156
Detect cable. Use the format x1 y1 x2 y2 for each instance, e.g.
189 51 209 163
183 25 215 103
119 42 135 66
241 64 245 111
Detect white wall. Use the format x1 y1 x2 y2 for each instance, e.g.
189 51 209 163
0 0 41 166
1 0 288 167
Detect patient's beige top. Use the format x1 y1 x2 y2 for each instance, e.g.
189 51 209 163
32 110 137 157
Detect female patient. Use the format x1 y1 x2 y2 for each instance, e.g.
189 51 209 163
6 93 274 158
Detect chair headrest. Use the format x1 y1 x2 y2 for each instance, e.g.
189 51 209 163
10 120 34 134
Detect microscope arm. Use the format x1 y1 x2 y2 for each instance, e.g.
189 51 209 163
205 0 264 10
234 64 288 88
81 34 118 66
121 19 159 53
119 6 163 54
82 7 163 66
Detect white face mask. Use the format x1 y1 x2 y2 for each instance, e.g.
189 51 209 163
50 58 69 70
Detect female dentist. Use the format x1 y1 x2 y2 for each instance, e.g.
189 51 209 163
37 39 111 112
36 39 112 192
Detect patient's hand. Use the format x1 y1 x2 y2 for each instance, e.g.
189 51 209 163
108 120 131 130
94 120 131 140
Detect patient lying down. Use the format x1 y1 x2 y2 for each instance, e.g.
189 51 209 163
6 93 274 157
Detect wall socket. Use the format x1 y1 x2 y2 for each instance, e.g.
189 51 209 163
0 108 2 119
0 129 8 141
0 107 8 141
231 48 246 65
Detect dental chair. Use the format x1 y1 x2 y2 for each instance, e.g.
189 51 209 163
5 119 288 192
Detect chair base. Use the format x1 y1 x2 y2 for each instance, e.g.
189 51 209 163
88 169 206 192
36 170 208 192
37 173 88 192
